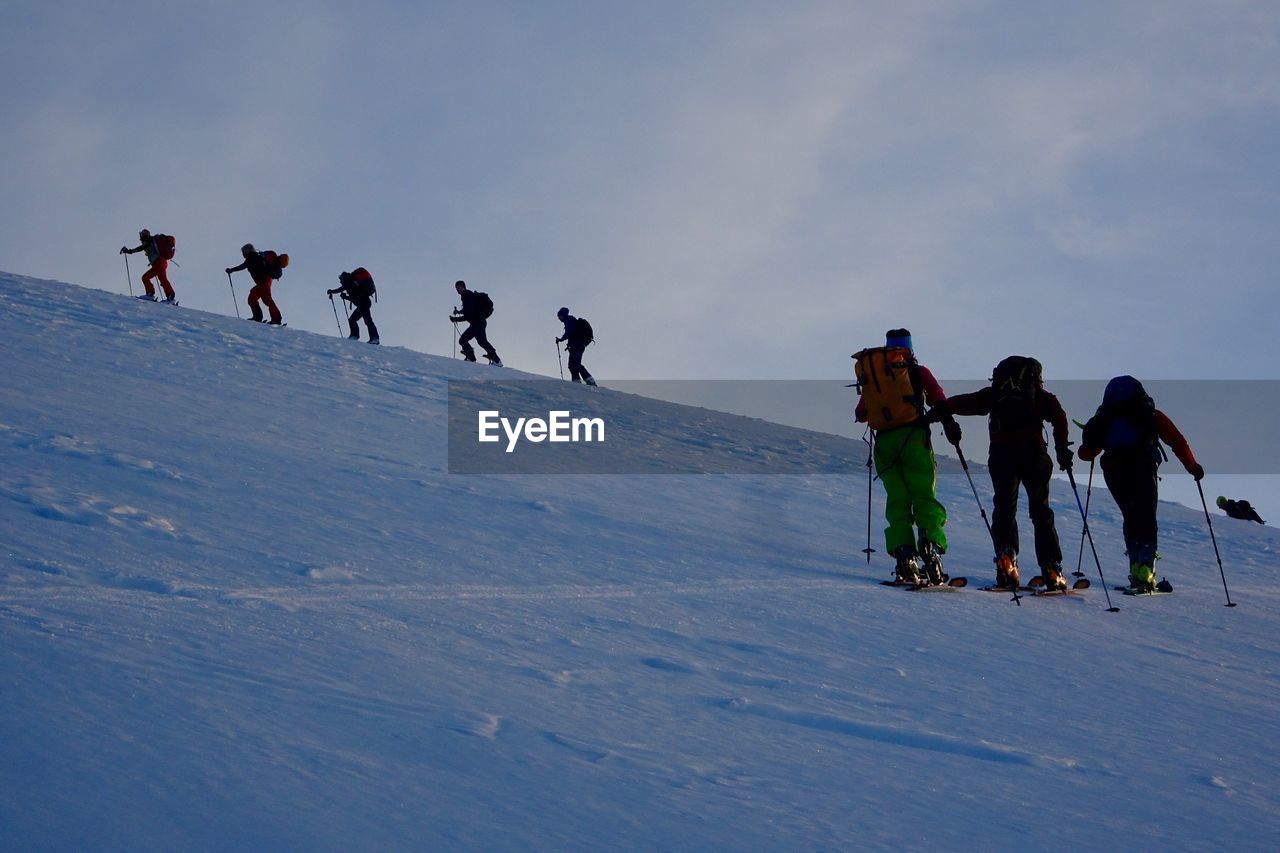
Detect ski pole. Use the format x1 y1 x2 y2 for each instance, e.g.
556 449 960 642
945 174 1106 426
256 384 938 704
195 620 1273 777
1073 459 1094 577
123 254 134 297
556 339 564 380
1196 479 1236 607
862 429 876 563
1067 468 1119 612
329 294 343 336
452 318 459 359
227 271 240 319
955 442 1019 603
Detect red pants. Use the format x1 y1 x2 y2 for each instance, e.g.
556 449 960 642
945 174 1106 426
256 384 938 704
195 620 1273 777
248 279 282 324
142 258 175 299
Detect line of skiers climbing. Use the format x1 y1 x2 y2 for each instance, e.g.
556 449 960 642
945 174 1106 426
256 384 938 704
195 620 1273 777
118 230 597 382
853 328 1224 596
116 230 1255 587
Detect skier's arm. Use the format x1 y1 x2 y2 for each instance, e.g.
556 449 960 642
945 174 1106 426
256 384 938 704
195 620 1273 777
121 243 144 255
929 388 992 420
226 260 248 274
1039 389 1071 448
1155 410 1202 478
915 365 947 407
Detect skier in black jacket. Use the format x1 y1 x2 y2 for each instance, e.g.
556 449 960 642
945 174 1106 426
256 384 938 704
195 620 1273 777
556 307 596 385
450 280 501 365
328 268 379 344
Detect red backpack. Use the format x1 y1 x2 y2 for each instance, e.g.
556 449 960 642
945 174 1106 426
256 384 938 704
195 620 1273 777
154 234 176 260
352 267 376 301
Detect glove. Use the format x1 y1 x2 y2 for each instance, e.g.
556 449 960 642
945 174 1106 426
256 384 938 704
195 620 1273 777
1056 445 1074 472
327 288 338 295
450 315 461 322
225 267 233 274
119 246 128 254
1189 463 1205 481
942 418 962 446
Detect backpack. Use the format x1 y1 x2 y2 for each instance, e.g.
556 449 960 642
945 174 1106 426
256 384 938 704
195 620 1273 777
474 291 494 319
1085 375 1158 455
352 267 376 301
853 346 922 431
988 355 1042 436
572 317 594 348
154 234 176 260
262 251 289 279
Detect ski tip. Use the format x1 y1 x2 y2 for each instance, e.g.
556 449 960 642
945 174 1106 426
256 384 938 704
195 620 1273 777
1072 578 1091 590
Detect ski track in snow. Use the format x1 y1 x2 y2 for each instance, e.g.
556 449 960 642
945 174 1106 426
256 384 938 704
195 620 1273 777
3 273 1280 851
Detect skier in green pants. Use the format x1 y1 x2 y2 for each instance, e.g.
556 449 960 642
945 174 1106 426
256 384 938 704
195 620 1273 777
854 329 958 585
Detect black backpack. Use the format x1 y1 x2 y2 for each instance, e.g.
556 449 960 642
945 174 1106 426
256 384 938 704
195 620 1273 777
352 267 376 300
988 355 1042 436
473 291 494 319
572 317 594 348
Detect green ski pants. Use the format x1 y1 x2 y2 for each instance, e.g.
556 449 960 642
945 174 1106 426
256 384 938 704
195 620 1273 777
873 426 948 555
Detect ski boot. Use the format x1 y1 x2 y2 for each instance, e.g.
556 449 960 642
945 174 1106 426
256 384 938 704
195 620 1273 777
369 337 380 345
919 541 946 586
137 293 158 302
1040 564 1068 591
1128 563 1156 593
995 548 1020 590
162 296 178 305
585 376 598 386
486 354 503 367
893 545 923 586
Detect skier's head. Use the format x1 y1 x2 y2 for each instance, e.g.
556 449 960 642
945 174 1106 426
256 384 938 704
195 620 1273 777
1102 375 1146 407
557 307 569 320
1217 496 1228 509
455 280 467 294
138 228 151 240
240 243 256 258
885 328 913 352
338 271 355 286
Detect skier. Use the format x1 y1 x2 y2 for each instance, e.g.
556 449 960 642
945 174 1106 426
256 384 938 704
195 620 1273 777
225 243 286 325
925 356 1073 591
854 329 958 586
556 307 596 385
120 228 177 303
1077 375 1204 592
450 280 501 365
327 268 379 344
1217 496 1265 524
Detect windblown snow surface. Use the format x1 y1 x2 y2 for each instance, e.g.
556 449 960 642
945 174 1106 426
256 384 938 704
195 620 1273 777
1 272 1277 851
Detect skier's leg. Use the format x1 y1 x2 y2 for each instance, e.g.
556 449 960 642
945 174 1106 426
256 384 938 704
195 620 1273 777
140 266 158 297
988 447 1021 557
1024 448 1063 570
874 428 920 555
153 259 175 300
261 282 283 324
901 429 947 554
247 282 265 322
458 325 477 360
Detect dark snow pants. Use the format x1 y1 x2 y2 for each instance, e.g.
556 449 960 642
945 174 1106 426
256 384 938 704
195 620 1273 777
988 441 1062 570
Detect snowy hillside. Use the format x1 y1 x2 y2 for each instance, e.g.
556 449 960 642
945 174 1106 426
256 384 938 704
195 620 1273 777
2 272 1278 851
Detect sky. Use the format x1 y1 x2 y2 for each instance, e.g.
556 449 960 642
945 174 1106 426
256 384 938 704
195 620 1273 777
2 1 1278 506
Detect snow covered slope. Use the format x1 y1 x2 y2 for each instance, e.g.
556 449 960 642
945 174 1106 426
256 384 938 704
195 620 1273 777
1 272 1278 851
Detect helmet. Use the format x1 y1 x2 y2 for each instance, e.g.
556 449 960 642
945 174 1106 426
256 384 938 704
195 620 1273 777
557 307 569 319
455 280 467 290
338 271 355 286
139 229 151 239
240 243 256 257
1216 496 1228 509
